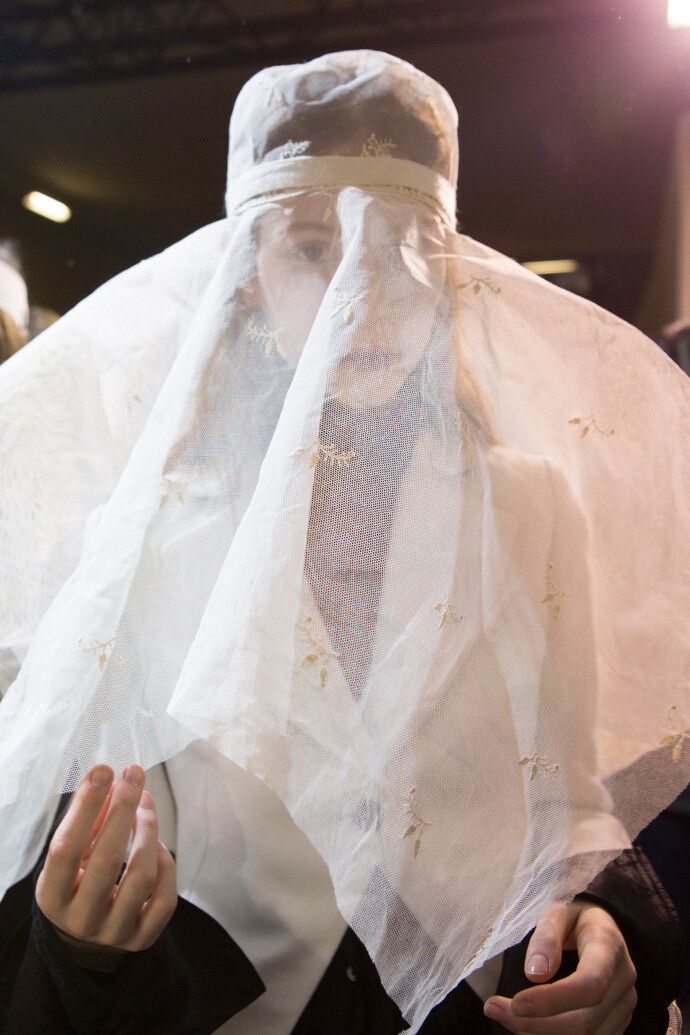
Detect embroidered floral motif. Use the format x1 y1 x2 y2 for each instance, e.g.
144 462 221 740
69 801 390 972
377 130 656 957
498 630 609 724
455 276 501 296
299 615 338 687
569 414 615 438
26 480 57 544
247 316 286 359
542 561 568 620
361 133 397 158
280 139 310 159
660 706 690 763
433 598 463 629
604 552 628 579
668 1002 683 1034
77 636 126 673
160 463 200 508
0 406 42 427
466 926 495 969
54 691 78 716
330 288 366 325
125 367 144 414
457 412 478 473
317 442 355 468
519 750 560 781
460 438 477 473
29 478 42 521
290 440 355 469
403 787 430 858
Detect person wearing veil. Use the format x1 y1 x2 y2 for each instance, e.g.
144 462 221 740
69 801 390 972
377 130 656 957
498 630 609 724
0 51 688 1035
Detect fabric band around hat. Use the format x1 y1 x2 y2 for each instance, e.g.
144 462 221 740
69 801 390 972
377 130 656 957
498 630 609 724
225 155 457 227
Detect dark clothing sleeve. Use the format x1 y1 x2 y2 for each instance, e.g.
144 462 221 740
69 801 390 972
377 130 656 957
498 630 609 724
295 847 686 1035
575 846 686 1034
496 846 685 1035
0 870 265 1035
2 846 684 1034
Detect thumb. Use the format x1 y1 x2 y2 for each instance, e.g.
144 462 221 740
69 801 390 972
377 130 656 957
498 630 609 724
524 901 577 983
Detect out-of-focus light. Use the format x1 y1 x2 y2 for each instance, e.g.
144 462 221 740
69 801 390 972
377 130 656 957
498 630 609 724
668 0 690 27
21 191 72 223
522 259 580 276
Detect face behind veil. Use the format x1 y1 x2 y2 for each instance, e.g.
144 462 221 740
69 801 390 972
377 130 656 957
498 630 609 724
0 49 688 1032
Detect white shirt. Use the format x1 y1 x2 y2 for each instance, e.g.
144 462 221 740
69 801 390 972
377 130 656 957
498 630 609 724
165 741 347 1034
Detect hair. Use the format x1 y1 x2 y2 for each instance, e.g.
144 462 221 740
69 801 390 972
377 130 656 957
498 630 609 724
0 310 27 364
0 240 23 275
0 240 28 363
659 320 690 377
450 313 498 449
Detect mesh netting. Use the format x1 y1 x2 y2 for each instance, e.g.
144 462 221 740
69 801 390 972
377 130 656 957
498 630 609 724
0 50 689 1031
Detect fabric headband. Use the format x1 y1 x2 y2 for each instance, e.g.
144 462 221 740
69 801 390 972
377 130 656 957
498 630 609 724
225 155 457 227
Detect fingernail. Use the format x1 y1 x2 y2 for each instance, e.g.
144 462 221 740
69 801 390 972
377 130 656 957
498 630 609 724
138 791 155 811
526 953 549 977
90 765 112 788
483 1001 503 1019
122 765 143 787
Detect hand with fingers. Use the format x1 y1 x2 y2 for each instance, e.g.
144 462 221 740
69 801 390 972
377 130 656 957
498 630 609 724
35 764 178 971
484 900 637 1034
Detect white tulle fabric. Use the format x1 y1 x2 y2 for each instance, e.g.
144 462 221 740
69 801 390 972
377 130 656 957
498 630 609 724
0 50 689 1032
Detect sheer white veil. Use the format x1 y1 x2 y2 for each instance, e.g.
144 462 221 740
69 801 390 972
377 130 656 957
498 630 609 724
0 49 688 1031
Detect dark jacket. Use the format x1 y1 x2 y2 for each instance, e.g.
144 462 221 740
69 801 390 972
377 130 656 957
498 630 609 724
0 845 684 1035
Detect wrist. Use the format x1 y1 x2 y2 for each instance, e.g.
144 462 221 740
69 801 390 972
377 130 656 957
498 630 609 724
51 921 130 973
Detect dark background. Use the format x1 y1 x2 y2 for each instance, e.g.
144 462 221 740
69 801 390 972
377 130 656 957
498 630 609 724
1 0 689 333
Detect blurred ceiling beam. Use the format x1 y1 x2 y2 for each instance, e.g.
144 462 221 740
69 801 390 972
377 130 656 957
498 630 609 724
0 0 659 93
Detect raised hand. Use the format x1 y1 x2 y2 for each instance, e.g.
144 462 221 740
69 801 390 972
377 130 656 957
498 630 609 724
36 764 177 967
